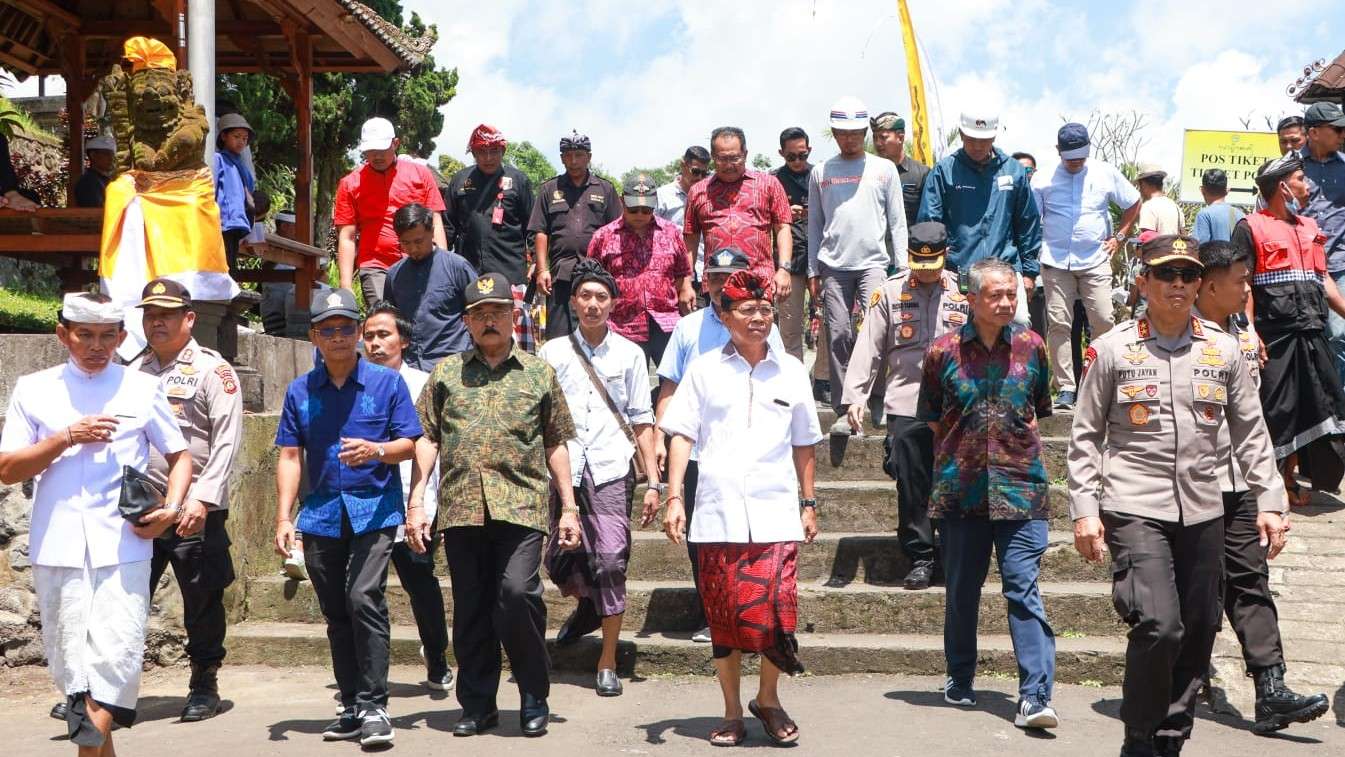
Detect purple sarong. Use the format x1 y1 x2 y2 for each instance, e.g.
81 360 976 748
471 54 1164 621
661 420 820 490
545 465 633 616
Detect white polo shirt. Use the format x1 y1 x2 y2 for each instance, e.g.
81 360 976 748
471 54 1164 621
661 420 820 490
398 363 439 520
540 329 654 488
660 341 822 544
1 361 187 569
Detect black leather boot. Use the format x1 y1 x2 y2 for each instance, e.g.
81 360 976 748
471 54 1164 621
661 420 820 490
1119 728 1156 757
1152 735 1183 756
1250 663 1329 734
181 662 222 722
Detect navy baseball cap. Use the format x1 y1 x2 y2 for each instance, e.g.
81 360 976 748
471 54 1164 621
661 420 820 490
705 247 751 274
1056 122 1090 160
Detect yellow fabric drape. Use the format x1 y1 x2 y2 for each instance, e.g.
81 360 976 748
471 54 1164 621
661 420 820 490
897 0 934 166
99 168 229 281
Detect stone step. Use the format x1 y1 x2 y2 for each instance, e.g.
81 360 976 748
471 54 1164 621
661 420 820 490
631 480 903 532
242 576 1123 637
815 435 1069 482
615 530 1106 584
814 406 1076 439
224 621 1127 685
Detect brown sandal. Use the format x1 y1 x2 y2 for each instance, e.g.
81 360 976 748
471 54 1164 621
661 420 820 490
709 718 746 746
748 699 799 745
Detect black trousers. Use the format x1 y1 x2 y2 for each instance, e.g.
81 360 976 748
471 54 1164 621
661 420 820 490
150 509 235 667
884 415 938 566
1221 490 1285 671
390 534 450 676
1103 511 1224 739
222 228 248 275
305 519 396 711
640 314 673 370
442 520 549 715
544 278 576 340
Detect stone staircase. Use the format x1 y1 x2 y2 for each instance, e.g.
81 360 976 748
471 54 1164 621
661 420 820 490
220 410 1141 686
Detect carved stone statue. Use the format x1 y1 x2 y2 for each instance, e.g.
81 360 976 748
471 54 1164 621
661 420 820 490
99 37 208 173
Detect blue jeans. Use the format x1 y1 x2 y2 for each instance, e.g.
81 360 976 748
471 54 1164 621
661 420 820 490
1326 270 1345 390
942 517 1055 704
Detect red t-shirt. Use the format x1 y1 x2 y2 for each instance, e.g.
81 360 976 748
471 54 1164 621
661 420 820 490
332 158 447 270
684 169 791 280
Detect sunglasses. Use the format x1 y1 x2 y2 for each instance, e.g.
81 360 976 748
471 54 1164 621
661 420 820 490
626 207 654 215
784 151 811 162
1148 266 1201 283
316 323 358 338
688 167 709 177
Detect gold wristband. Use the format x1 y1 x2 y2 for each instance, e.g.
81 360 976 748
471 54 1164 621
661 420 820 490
561 505 580 514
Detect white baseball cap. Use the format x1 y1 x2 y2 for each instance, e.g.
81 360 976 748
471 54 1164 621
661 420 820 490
357 117 397 152
829 96 870 131
959 110 1000 140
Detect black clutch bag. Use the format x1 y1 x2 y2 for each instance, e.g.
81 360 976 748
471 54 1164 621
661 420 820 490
118 465 165 523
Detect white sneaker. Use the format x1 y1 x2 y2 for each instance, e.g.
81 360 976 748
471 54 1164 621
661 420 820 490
1014 699 1059 729
829 417 852 436
282 546 308 582
691 626 712 643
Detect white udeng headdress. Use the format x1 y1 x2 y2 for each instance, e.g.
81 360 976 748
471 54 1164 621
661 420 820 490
61 293 123 325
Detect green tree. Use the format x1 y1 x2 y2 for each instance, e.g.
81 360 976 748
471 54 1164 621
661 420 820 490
438 154 466 177
592 165 622 196
752 153 774 170
503 141 558 187
217 1 458 243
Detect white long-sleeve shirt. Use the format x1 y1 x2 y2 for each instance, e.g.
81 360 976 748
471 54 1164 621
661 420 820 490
807 154 909 276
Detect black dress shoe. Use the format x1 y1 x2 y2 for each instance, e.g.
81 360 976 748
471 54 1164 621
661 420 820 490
556 599 601 646
50 701 68 721
452 710 499 737
521 694 549 737
903 563 934 590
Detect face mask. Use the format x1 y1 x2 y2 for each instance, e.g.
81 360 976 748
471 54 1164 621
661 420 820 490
1282 182 1301 213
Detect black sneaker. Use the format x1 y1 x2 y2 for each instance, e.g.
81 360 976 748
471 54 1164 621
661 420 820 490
359 707 394 747
322 707 362 741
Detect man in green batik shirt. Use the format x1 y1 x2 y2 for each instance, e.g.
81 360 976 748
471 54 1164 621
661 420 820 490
406 271 580 739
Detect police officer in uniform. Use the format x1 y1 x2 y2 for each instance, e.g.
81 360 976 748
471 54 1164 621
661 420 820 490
842 222 966 589
130 278 244 721
1192 241 1329 733
1068 236 1288 756
528 131 621 339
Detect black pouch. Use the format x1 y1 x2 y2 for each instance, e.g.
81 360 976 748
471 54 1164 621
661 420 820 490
117 465 165 523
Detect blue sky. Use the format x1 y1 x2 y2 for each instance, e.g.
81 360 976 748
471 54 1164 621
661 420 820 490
5 1 1341 180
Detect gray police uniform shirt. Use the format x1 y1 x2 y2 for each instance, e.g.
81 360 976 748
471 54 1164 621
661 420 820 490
1193 307 1263 494
130 339 245 509
841 268 968 418
1067 316 1284 526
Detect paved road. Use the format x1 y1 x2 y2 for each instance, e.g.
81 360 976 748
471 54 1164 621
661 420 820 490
10 664 1344 756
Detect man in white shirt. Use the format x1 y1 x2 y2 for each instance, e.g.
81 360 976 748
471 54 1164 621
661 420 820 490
1136 165 1183 235
660 269 823 747
361 304 453 693
538 259 661 697
808 96 909 434
1031 123 1141 408
0 293 192 754
651 247 787 643
656 145 711 304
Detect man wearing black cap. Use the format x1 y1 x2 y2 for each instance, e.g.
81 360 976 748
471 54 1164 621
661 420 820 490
528 131 621 338
1032 122 1141 409
1193 169 1243 245
1277 116 1306 156
1298 102 1345 389
1231 155 1345 508
841 221 965 589
407 272 581 737
127 278 243 722
273 288 423 747
1069 235 1286 756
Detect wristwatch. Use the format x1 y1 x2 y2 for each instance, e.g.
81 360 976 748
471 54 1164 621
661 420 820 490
165 502 183 522
651 482 669 495
375 444 386 459
799 498 818 511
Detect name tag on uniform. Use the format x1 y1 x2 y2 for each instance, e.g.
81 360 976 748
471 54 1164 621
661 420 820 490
997 175 1013 190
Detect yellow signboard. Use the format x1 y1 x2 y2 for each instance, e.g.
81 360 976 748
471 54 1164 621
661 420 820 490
1179 129 1280 205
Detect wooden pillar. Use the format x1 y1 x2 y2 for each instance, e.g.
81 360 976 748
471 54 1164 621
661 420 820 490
61 34 86 208
292 29 315 308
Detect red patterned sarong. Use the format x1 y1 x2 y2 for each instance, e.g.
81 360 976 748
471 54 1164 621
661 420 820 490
696 541 802 674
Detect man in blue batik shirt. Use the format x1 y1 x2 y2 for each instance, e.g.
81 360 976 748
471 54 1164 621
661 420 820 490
273 288 422 748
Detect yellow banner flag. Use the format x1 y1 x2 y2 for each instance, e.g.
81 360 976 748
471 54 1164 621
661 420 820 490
897 0 933 165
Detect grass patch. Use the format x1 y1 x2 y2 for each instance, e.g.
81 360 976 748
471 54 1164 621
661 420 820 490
1059 630 1087 639
0 288 60 332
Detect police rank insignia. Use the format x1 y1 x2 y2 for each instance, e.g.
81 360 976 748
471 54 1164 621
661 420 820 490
1190 317 1205 337
1197 347 1225 367
1128 404 1150 425
1136 319 1151 339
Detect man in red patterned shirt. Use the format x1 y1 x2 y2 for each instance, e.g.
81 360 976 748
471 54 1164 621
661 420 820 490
684 127 794 300
588 174 692 366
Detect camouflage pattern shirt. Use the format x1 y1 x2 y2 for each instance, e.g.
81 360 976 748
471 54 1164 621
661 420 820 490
417 346 576 533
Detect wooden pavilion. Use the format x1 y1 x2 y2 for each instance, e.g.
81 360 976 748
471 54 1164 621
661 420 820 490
0 0 432 306
1290 50 1345 105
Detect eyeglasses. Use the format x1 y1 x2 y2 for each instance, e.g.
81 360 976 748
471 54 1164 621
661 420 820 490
732 304 775 318
714 154 746 166
688 167 709 177
316 323 358 338
626 207 654 215
1148 266 1201 283
783 151 811 162
467 308 511 323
